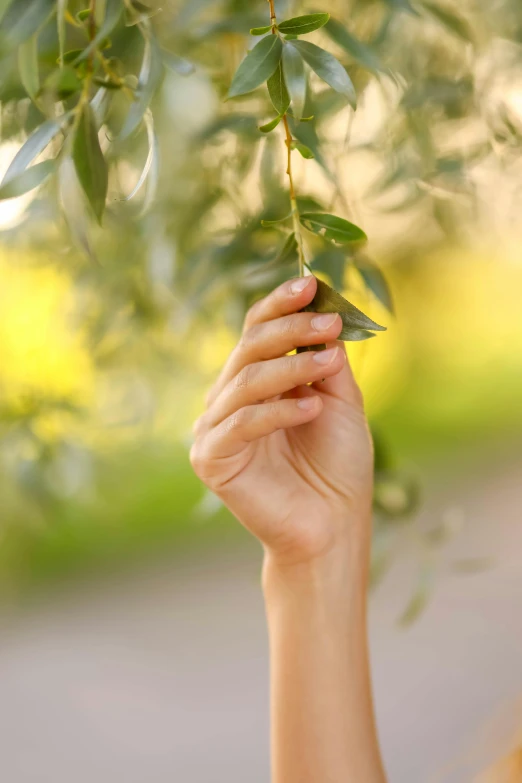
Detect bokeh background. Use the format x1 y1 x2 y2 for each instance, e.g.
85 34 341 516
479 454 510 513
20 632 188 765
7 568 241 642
1 0 522 781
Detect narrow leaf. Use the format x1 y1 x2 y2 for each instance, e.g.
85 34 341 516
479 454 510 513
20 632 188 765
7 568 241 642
283 43 306 121
261 212 293 227
18 33 39 102
325 18 385 74
421 2 473 42
0 160 54 200
57 0 68 67
310 247 346 290
295 142 314 159
228 34 282 99
2 118 64 182
0 0 54 49
58 154 96 260
267 61 290 115
385 0 420 15
341 328 376 341
259 115 283 133
250 25 272 36
303 277 386 335
278 14 330 36
121 109 158 208
72 0 122 64
291 40 356 109
357 260 394 313
161 49 195 76
73 103 108 224
44 66 82 98
119 26 164 140
300 212 367 245
270 232 298 266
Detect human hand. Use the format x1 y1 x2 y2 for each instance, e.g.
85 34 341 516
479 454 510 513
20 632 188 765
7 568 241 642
190 275 374 567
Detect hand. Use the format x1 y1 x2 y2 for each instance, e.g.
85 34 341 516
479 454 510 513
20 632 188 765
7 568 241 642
190 275 374 566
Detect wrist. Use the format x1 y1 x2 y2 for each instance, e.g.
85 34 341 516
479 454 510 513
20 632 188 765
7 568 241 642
262 531 371 609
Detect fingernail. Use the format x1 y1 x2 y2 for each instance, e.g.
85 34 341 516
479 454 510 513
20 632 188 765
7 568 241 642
290 277 310 295
297 397 317 411
311 313 338 332
312 347 339 365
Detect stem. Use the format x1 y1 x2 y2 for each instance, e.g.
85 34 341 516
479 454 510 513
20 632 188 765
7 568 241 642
268 0 277 29
283 115 305 277
87 0 96 75
267 0 306 278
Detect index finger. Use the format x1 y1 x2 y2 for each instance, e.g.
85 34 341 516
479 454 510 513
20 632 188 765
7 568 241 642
206 275 317 407
243 275 317 331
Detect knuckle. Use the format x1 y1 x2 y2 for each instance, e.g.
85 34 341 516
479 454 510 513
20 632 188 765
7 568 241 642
238 323 259 352
189 440 208 476
284 353 300 378
235 362 258 391
279 315 296 338
227 406 251 431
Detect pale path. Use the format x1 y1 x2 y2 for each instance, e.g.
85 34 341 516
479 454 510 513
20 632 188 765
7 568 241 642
0 460 521 783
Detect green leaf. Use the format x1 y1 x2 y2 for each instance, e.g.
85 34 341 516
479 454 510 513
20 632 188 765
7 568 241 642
119 26 164 140
261 212 293 227
277 13 330 36
303 278 386 336
59 48 84 65
58 154 96 260
121 109 158 210
291 40 356 109
385 0 420 15
291 121 332 178
259 115 283 133
273 232 298 265
228 34 282 99
18 33 39 102
325 19 385 74
73 103 108 224
76 8 91 22
161 49 195 76
57 0 68 67
356 260 394 313
310 247 346 290
267 61 290 115
421 2 473 42
341 328 376 341
44 66 82 98
250 25 272 36
3 118 65 182
294 142 314 159
0 160 54 200
126 0 161 26
300 212 367 245
72 0 122 64
282 43 307 121
0 0 54 49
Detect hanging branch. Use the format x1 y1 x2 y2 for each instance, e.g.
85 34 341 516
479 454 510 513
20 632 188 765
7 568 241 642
227 2 388 342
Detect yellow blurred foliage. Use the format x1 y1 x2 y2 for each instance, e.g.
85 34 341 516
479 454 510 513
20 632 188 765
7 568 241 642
0 254 94 408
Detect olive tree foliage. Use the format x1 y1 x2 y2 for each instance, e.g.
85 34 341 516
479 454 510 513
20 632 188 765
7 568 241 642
0 0 521 587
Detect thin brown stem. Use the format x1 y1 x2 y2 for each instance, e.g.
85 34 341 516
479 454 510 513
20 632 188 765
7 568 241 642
268 0 277 29
267 0 306 277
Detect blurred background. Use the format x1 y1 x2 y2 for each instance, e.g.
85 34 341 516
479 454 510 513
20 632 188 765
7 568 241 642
1 0 522 781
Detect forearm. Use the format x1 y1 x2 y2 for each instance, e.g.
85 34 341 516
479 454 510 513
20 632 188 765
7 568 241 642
263 534 387 783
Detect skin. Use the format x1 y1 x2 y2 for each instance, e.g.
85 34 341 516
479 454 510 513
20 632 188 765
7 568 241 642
191 275 388 783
